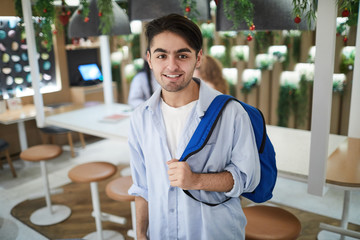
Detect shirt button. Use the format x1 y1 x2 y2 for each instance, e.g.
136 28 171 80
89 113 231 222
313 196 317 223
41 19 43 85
170 187 175 191
170 209 175 213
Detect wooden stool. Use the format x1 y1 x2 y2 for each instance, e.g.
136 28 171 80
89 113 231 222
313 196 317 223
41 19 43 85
0 139 17 178
243 205 301 240
68 162 125 240
106 176 136 239
40 126 86 158
20 144 71 226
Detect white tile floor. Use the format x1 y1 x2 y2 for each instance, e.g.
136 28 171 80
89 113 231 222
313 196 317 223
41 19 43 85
0 138 359 240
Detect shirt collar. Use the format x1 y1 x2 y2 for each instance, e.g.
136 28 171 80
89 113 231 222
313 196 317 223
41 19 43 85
145 77 221 118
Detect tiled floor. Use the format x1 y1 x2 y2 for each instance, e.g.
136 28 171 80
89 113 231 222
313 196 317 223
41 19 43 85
0 138 359 240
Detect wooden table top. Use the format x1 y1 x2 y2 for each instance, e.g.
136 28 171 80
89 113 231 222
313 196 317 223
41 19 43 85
0 104 38 124
0 102 90 125
326 137 360 188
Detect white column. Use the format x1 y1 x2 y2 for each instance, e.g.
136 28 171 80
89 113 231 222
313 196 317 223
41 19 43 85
308 0 337 196
21 0 45 128
348 1 360 138
100 35 114 105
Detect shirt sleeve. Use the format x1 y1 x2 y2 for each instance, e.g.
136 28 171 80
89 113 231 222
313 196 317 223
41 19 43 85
127 116 149 201
223 105 261 198
128 72 149 109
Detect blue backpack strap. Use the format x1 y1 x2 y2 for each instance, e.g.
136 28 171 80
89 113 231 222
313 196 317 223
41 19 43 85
180 95 234 206
179 94 234 162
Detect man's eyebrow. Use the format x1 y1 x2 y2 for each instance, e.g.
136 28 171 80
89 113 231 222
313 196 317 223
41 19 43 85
152 48 192 54
153 48 167 54
177 48 192 53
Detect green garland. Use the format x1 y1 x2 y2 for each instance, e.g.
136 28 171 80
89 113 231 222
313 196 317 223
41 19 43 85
283 32 302 68
293 76 308 127
14 0 55 52
277 85 295 127
292 0 317 29
337 0 359 26
223 0 254 28
254 31 273 54
96 0 114 35
292 0 359 29
14 0 117 50
277 76 309 127
180 0 199 21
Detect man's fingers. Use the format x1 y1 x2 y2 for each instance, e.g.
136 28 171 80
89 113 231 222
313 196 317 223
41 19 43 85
167 159 179 166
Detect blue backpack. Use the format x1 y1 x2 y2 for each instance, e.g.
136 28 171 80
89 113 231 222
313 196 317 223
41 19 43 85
179 94 277 205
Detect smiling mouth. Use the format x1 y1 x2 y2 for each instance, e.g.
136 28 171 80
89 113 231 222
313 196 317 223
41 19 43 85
163 74 181 78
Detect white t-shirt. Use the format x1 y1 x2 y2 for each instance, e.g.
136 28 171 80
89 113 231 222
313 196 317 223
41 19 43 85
161 99 197 158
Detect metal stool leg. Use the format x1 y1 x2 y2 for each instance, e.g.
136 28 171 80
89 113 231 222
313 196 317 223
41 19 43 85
127 201 137 239
83 182 124 240
29 160 71 226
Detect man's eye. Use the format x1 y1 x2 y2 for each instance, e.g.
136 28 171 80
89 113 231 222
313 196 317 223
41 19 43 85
157 55 166 59
179 55 188 59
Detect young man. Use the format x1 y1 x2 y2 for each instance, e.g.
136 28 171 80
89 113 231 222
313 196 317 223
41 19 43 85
128 14 260 240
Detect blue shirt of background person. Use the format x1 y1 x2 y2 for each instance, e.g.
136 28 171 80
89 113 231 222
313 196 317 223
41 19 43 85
127 61 160 109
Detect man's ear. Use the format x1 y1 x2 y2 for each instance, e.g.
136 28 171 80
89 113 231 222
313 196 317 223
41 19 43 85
146 50 152 69
196 49 203 68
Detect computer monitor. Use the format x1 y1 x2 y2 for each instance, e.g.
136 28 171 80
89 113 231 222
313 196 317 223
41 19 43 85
78 63 103 82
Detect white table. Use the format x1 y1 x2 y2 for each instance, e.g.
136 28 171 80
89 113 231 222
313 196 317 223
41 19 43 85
45 103 132 141
0 104 38 151
267 125 347 181
267 125 360 239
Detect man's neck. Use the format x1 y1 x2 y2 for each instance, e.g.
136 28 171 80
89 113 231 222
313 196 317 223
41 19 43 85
161 79 199 108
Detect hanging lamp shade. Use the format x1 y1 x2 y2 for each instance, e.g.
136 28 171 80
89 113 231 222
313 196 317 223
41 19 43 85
216 0 315 31
128 0 210 22
68 0 131 38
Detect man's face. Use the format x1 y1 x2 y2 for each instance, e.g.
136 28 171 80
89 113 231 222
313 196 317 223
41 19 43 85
147 31 202 93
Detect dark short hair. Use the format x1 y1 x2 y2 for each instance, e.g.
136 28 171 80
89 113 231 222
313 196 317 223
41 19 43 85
145 14 203 54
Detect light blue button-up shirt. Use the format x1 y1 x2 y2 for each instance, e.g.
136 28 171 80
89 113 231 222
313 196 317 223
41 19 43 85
128 78 260 240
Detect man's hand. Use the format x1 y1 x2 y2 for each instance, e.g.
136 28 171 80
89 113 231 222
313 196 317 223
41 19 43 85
167 159 234 192
167 159 199 190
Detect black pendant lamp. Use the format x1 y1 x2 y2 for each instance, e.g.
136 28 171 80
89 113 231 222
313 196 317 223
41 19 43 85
216 0 316 31
128 0 211 22
68 0 131 38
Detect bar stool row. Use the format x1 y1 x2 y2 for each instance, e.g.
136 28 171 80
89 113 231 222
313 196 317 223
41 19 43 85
19 143 301 240
20 144 135 240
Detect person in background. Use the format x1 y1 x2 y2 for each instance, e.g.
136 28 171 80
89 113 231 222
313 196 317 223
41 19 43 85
128 14 260 240
193 54 229 94
127 60 160 109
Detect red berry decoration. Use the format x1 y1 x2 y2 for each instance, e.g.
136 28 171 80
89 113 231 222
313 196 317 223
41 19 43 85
185 6 191 12
247 34 253 41
84 17 89 23
77 10 81 14
53 29 58 35
294 15 301 24
43 9 47 13
67 10 71 16
249 24 255 31
342 8 350 17
98 11 102 17
343 36 348 43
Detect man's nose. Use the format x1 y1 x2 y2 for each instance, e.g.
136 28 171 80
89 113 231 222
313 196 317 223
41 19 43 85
167 56 179 71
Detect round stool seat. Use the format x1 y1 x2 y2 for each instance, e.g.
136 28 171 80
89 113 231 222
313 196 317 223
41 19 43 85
20 144 62 162
106 176 134 202
68 162 117 183
244 205 301 240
